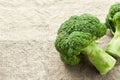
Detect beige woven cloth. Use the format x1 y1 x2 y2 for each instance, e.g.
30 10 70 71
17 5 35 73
0 0 120 80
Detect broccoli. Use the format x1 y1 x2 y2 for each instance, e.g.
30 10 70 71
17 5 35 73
55 13 116 75
106 3 120 57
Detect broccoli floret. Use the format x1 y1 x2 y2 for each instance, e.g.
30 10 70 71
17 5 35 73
106 3 120 57
55 13 116 74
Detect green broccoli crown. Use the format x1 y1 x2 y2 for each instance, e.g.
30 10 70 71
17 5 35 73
55 13 106 66
106 3 120 33
58 14 106 38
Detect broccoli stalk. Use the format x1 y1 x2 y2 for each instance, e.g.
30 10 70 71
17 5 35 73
107 32 120 57
83 41 116 75
106 12 120 57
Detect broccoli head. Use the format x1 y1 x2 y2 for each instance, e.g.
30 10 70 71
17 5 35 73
55 13 116 74
106 3 120 57
106 3 120 33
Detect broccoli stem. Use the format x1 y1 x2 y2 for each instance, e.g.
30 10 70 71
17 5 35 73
106 24 120 57
83 42 116 75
